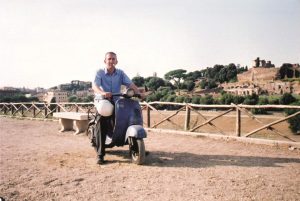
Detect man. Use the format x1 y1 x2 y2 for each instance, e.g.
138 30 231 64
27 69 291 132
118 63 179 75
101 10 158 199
92 52 141 164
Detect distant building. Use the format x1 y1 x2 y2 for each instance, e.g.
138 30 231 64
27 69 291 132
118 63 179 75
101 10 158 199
252 57 275 68
35 93 46 102
221 58 300 96
35 87 47 93
57 80 92 91
76 89 94 98
58 83 72 91
44 91 70 103
71 80 92 88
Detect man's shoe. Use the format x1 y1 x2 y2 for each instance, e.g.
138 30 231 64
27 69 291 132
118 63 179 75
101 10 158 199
105 136 112 145
97 156 105 165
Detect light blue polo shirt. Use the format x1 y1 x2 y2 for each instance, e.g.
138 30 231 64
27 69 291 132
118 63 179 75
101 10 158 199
94 68 132 100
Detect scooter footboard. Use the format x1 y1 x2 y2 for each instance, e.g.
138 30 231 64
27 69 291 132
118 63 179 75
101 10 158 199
125 125 147 142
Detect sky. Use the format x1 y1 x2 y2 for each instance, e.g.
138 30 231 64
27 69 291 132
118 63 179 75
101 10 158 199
1 0 300 89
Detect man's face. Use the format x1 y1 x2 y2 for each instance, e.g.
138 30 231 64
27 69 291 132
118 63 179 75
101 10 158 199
104 54 118 69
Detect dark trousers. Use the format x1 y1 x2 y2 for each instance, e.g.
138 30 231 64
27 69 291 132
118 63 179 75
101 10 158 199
94 115 114 157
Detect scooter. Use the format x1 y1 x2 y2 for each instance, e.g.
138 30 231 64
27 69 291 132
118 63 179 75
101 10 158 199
87 89 147 165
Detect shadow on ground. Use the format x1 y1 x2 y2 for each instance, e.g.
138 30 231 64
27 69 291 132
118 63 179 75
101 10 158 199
107 149 300 168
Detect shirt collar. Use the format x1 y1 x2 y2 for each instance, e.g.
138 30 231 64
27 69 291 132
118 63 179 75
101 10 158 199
104 67 117 75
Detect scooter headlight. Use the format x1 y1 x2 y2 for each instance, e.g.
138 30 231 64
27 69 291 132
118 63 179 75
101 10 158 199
126 88 135 97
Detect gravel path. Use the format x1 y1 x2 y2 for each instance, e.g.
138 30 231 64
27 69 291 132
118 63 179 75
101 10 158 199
0 117 299 201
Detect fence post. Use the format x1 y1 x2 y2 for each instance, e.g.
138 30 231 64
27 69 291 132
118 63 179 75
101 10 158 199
21 106 24 117
184 104 191 131
4 105 7 114
147 105 151 128
44 107 47 117
236 106 241 137
11 104 14 115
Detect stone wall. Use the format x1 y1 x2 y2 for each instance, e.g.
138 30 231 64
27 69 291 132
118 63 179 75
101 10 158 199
222 67 300 95
237 67 279 83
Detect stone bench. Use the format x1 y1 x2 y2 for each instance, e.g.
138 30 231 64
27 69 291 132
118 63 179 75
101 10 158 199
53 112 90 135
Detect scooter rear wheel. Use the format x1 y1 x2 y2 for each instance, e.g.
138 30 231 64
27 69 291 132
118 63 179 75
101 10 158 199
130 138 145 165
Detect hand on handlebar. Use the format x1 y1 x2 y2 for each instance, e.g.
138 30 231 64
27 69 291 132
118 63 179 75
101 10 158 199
103 92 112 99
138 93 146 100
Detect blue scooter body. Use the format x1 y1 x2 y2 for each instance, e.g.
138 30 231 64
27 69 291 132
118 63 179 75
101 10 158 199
111 98 147 146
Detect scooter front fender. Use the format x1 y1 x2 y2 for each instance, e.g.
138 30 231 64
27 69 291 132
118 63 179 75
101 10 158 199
125 125 147 142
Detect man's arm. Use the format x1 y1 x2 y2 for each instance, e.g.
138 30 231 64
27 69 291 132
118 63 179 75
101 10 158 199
129 83 139 94
129 83 145 99
92 83 112 98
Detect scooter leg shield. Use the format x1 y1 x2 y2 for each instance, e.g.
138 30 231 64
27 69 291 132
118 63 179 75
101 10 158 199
125 125 147 141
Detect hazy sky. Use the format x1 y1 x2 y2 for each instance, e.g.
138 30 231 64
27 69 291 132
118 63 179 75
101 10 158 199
1 0 299 88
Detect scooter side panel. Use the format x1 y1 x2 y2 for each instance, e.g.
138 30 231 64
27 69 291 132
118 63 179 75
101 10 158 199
113 98 143 146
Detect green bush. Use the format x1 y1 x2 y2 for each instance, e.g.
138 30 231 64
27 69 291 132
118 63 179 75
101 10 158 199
175 96 185 103
200 95 214 104
184 96 192 103
233 95 245 104
243 94 259 105
279 93 296 105
285 101 300 135
191 96 200 104
252 97 269 114
0 94 38 103
165 94 176 102
220 93 234 105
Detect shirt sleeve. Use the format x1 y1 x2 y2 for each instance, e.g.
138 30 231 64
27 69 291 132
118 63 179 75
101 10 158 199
121 70 132 87
94 70 102 87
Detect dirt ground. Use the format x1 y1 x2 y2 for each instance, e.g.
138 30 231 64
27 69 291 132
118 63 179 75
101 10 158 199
0 117 300 201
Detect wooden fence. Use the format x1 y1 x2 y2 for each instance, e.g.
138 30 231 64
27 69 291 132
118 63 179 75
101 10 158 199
0 102 299 142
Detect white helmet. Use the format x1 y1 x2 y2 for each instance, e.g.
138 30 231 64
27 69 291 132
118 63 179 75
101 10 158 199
94 99 114 117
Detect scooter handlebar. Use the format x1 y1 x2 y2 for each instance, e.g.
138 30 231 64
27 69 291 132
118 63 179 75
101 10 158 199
111 93 141 99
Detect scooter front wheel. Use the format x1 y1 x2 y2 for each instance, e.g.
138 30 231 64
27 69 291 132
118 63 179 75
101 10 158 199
129 138 145 165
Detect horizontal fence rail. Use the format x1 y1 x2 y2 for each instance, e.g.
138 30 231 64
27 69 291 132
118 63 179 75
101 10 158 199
1 102 299 142
0 102 96 119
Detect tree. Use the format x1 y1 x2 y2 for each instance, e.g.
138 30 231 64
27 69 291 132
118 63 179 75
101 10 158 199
185 70 203 81
49 97 56 111
132 76 145 87
226 63 238 82
208 80 217 89
164 69 187 94
218 68 228 83
68 95 77 102
183 80 195 91
146 93 160 102
237 65 248 74
279 63 294 79
200 80 207 89
145 77 165 91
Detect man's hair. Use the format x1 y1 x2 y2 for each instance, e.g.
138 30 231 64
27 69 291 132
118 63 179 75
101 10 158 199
105 52 117 58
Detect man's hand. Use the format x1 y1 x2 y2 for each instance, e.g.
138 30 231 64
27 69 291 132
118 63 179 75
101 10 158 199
139 93 146 100
92 83 112 99
102 92 112 99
